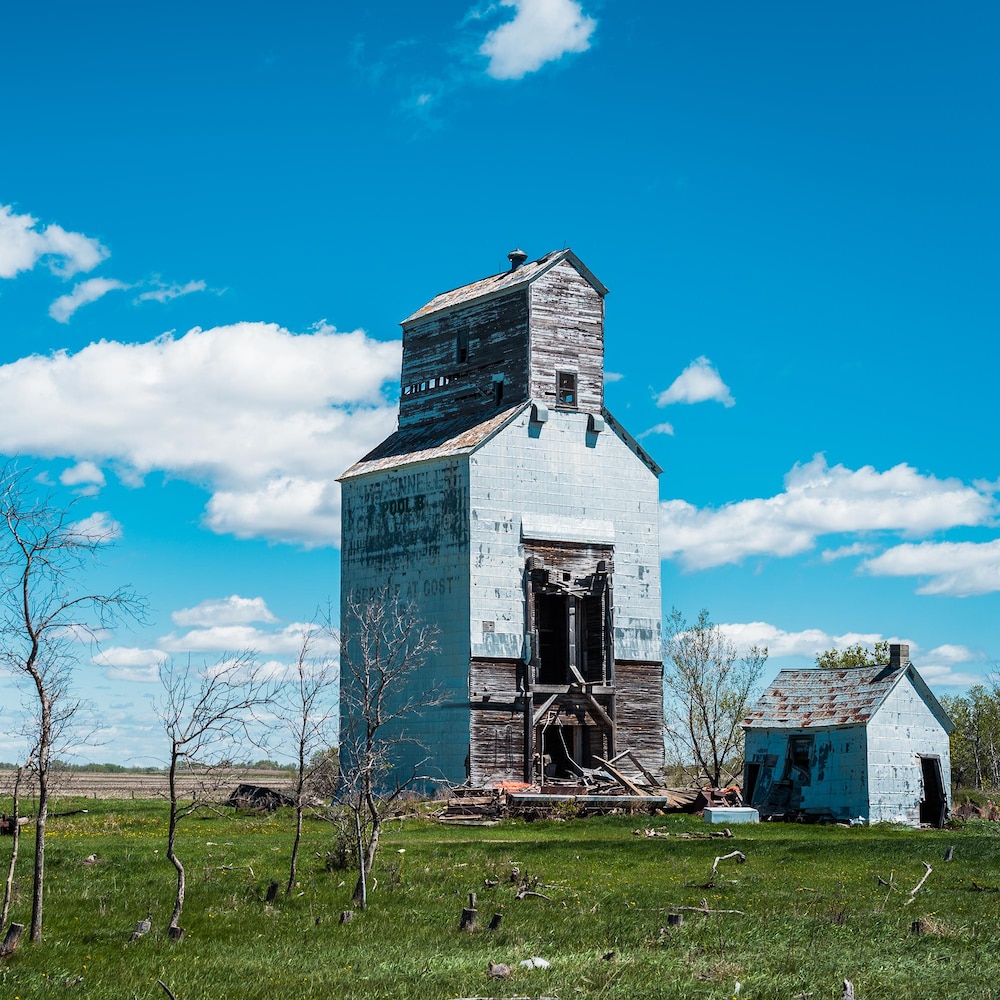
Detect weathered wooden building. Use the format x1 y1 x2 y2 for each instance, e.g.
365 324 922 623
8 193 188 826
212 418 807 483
339 248 664 788
742 644 954 826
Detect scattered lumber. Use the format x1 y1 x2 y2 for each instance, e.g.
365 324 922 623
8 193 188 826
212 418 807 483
593 757 648 796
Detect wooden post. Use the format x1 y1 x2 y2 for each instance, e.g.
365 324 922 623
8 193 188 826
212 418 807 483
167 925 185 943
488 912 503 931
265 880 279 903
667 913 683 927
339 910 354 924
459 907 477 932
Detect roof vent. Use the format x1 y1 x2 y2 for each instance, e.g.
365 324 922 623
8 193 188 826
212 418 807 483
507 248 528 270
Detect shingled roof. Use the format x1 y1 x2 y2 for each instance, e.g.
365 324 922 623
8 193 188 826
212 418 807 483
401 248 608 325
743 662 955 732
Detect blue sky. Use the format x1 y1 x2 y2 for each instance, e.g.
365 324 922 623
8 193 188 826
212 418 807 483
1 1 998 765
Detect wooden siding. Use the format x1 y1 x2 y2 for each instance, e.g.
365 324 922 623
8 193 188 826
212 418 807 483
399 291 530 428
613 660 666 771
529 260 604 414
469 658 526 785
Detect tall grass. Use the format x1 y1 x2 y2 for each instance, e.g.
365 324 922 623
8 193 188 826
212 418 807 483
0 798 997 999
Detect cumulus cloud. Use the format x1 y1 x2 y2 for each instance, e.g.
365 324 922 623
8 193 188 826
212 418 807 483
480 0 596 79
718 622 899 660
49 277 130 323
0 321 401 545
0 203 109 279
604 371 624 383
92 646 166 683
655 356 735 408
863 539 1000 597
661 455 995 571
172 595 278 628
820 542 875 563
60 460 106 497
160 621 330 657
136 279 208 304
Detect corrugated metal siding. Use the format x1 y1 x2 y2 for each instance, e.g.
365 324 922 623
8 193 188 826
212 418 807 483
339 458 473 784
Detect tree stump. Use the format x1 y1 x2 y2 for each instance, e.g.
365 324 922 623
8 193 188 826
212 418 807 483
667 913 683 927
488 912 503 931
842 980 855 1000
459 907 478 932
168 926 185 943
0 922 24 958
265 880 279 903
339 911 354 924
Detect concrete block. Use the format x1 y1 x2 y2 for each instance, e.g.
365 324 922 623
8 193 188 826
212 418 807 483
704 807 759 824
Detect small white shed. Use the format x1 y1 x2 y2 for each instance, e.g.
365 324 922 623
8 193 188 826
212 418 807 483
742 644 954 827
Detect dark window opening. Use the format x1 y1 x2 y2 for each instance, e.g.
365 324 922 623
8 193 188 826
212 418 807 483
581 593 607 683
493 380 504 406
744 762 762 805
456 329 469 364
535 593 568 683
557 371 577 407
784 735 813 786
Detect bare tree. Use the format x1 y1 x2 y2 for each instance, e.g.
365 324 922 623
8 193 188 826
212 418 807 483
339 588 438 909
156 652 273 936
663 608 767 788
275 623 338 895
0 463 143 943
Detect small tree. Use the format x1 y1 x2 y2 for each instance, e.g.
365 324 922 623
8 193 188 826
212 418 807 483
156 652 273 935
339 588 438 909
941 683 1000 791
815 640 890 670
0 463 143 943
663 608 767 788
275 624 338 895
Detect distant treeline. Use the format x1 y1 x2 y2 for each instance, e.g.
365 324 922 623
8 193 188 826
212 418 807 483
0 759 298 773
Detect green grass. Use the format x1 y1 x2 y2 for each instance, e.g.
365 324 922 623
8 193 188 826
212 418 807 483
1 799 998 999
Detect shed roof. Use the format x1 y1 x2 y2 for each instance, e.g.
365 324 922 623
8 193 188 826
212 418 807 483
743 663 955 732
338 403 525 481
401 248 608 326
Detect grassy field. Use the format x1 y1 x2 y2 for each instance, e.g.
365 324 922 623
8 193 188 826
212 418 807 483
0 797 997 1000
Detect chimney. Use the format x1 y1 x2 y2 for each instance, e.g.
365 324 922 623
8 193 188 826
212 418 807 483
889 643 909 670
507 248 528 271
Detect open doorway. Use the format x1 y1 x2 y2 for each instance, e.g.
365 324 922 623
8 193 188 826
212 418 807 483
919 755 947 827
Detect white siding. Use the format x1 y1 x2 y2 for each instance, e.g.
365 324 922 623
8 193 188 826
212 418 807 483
468 407 662 662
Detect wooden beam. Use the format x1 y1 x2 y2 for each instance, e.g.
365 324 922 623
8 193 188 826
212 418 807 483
593 756 648 796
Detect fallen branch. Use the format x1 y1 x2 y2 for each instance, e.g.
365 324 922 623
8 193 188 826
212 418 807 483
711 850 746 874
904 862 932 905
516 889 553 900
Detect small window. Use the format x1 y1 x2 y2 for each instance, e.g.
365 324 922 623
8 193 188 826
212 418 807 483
456 329 469 364
557 371 577 408
493 380 504 406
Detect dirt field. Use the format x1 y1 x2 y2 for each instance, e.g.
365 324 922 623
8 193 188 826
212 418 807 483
0 768 296 802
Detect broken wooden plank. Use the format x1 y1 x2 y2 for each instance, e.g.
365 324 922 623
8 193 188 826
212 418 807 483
593 756 648 796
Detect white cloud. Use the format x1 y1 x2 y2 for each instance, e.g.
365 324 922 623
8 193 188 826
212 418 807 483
0 321 401 545
92 646 166 683
661 455 995 571
604 371 624 383
49 277 130 323
0 203 109 279
638 421 675 440
70 511 122 542
863 539 1000 597
160 621 330 656
718 622 900 660
655 356 735 408
136 279 207 304
927 643 979 664
60 460 105 489
172 595 278 628
480 0 596 80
